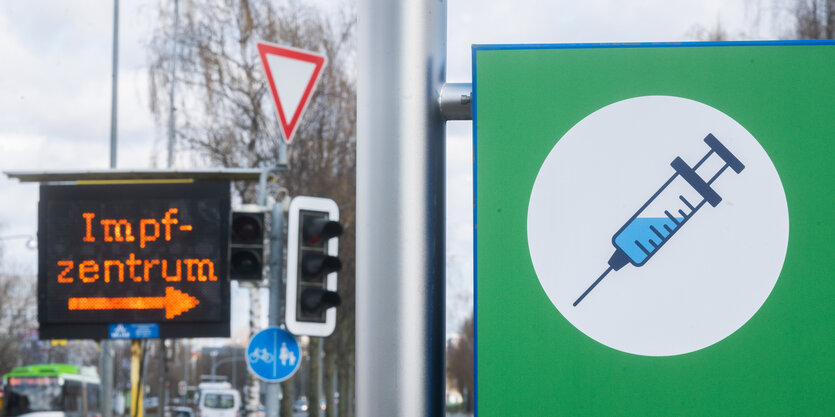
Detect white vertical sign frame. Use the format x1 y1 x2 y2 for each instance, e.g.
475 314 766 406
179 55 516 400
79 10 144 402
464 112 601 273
285 196 339 337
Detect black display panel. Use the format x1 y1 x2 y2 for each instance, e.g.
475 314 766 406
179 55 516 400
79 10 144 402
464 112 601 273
38 182 230 339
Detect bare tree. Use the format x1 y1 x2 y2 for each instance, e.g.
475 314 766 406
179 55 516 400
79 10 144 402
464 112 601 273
685 19 734 41
147 1 356 415
686 1 835 41
0 266 37 372
792 0 834 38
446 315 474 414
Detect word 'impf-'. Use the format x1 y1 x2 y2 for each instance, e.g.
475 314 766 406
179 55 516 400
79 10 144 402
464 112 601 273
82 208 193 248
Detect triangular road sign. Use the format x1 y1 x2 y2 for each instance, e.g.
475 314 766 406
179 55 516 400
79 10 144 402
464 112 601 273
257 42 327 144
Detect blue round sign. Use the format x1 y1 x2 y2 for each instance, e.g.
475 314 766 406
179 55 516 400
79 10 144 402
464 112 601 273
246 327 301 382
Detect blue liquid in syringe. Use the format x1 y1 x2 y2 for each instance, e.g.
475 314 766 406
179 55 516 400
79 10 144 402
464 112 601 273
573 133 745 307
614 217 684 264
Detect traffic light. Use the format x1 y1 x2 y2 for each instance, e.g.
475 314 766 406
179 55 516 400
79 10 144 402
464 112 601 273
286 196 342 337
229 207 265 281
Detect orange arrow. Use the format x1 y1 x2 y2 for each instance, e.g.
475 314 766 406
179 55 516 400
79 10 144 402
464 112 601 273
68 287 199 319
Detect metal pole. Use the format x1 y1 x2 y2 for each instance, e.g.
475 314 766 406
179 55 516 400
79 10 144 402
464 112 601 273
167 0 179 168
232 346 237 392
100 341 114 417
104 3 120 414
159 341 167 412
184 340 189 390
109 0 119 169
357 0 447 416
317 340 323 415
246 290 261 417
242 176 272 417
266 202 284 417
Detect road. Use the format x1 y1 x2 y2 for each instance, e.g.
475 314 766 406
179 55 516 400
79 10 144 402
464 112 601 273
292 412 472 417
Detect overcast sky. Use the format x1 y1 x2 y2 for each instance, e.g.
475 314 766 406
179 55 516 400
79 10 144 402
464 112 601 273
0 0 784 339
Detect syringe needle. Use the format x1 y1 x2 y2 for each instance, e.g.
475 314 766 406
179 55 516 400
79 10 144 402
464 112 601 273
573 266 614 307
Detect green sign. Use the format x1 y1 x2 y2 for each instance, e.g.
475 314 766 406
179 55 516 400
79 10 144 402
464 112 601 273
474 41 834 416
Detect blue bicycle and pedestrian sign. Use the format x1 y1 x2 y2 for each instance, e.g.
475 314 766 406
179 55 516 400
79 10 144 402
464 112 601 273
246 327 301 382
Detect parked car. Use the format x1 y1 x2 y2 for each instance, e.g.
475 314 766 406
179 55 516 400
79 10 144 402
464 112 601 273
166 406 196 417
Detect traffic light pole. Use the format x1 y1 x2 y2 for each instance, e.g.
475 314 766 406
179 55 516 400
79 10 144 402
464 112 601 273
265 202 284 417
245 291 260 417
357 0 447 415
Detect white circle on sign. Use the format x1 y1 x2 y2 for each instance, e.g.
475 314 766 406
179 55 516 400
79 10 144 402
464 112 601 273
527 96 788 357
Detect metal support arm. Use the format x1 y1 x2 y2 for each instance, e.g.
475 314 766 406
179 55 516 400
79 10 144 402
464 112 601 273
439 83 473 120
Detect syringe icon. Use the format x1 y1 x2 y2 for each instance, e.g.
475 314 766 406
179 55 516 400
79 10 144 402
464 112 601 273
573 133 745 307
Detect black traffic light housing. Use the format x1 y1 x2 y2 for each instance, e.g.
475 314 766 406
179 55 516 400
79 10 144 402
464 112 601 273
229 209 265 281
286 196 342 337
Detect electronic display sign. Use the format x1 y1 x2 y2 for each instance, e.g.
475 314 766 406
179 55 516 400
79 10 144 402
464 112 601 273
37 181 231 339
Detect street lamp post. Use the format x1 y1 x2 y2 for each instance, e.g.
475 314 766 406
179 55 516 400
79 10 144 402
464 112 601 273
0 234 37 250
210 356 246 382
210 350 218 381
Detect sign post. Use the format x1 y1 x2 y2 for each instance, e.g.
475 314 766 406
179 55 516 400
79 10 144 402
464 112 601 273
473 41 835 415
357 0 448 415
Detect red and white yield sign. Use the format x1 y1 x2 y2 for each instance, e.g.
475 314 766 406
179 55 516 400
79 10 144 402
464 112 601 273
257 42 327 144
